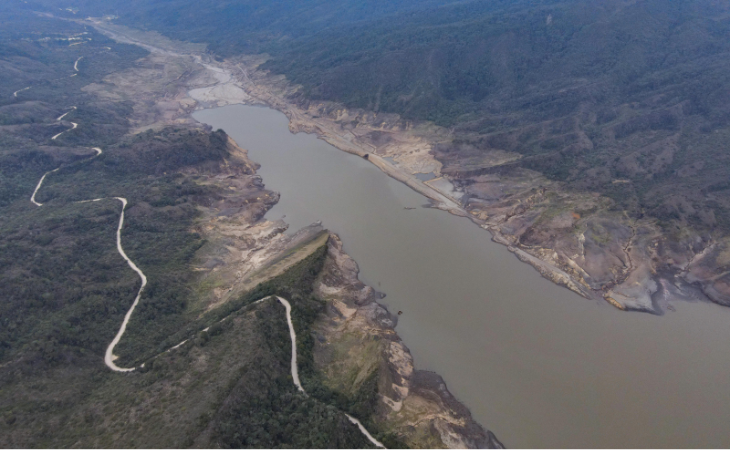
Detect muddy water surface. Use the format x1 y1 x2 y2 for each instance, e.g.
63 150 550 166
194 104 730 448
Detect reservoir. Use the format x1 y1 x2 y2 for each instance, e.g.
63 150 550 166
194 104 730 448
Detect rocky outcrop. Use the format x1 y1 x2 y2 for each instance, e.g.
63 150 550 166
312 235 503 449
81 21 504 445
208 53 728 314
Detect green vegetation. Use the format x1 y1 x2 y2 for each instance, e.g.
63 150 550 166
0 244 379 447
201 248 374 448
0 126 233 367
266 0 730 237
31 0 730 238
7 0 730 445
0 8 147 208
204 245 406 447
0 9 395 447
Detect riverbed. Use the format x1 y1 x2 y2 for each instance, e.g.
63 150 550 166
194 104 730 448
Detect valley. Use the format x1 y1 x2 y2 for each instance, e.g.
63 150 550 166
87 16 720 316
0 7 498 448
85 16 730 448
4 1 730 448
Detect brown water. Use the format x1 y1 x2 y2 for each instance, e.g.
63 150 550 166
193 104 730 448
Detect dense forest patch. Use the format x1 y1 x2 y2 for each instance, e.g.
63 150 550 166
31 0 730 238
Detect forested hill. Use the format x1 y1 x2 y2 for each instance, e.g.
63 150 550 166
26 0 730 234
17 0 730 311
267 0 730 125
27 0 730 125
23 0 457 53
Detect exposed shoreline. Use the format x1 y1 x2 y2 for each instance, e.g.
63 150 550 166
208 58 603 304
7 11 730 449
82 20 582 306
36 17 730 320
206 56 727 315
78 18 502 447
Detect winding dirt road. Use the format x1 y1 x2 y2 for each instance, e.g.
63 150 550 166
24 38 387 445
277 296 304 393
29 146 142 371
46 196 146 372
275 295 384 448
56 106 77 121
26 146 147 374
51 120 77 140
51 105 79 140
30 168 60 207
28 151 384 443
27 144 140 370
104 197 147 372
30 146 100 206
345 414 385 449
12 86 30 98
165 295 385 447
29 170 385 442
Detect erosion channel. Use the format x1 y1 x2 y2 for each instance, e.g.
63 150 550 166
194 105 730 448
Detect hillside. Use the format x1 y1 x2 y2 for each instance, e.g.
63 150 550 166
0 7 500 447
31 0 730 311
